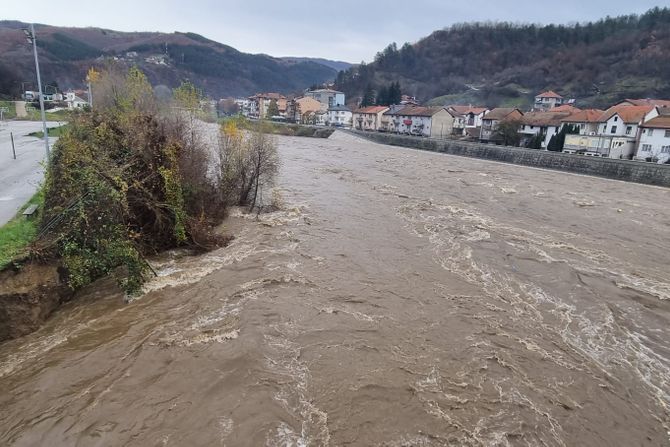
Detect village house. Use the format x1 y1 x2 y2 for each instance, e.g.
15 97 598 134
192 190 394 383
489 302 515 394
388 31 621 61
480 108 524 143
353 106 389 131
636 112 670 163
448 105 489 136
304 89 345 112
561 109 605 135
534 91 569 111
615 98 670 108
315 110 328 126
392 106 456 138
519 110 573 148
380 105 409 133
286 96 322 123
64 91 89 109
596 105 658 158
326 105 352 127
248 93 287 119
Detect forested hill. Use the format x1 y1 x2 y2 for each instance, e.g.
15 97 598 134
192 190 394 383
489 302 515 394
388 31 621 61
335 7 670 109
0 21 339 99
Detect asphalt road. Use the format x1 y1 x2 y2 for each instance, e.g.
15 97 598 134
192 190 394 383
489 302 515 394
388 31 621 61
0 120 62 226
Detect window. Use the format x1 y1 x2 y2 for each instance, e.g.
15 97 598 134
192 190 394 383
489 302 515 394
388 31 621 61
610 126 617 134
662 146 670 153
642 144 652 152
626 126 632 135
665 130 670 138
648 129 654 137
614 116 618 122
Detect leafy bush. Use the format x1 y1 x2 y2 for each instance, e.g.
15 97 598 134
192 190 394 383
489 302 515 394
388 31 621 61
37 68 227 295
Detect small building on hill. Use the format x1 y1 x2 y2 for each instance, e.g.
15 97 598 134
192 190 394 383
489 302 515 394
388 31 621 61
534 91 570 111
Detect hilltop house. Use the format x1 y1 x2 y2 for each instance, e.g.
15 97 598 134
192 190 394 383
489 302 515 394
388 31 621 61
392 106 456 138
636 113 670 163
305 89 345 111
249 93 287 119
519 110 573 148
287 96 322 123
534 91 569 111
480 108 524 143
353 106 389 131
327 105 353 127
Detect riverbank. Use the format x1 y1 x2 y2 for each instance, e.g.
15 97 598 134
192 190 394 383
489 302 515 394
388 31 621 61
221 116 335 138
347 129 670 187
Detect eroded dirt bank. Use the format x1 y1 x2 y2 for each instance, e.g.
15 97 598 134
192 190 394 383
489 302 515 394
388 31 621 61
1 131 669 446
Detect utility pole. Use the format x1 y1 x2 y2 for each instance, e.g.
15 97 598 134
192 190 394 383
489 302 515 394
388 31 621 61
24 24 49 158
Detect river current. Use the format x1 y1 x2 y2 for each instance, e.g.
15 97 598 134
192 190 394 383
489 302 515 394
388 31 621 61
1 131 669 446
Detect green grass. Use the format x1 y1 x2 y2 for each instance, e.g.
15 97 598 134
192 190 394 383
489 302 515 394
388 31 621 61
22 106 72 122
0 101 17 120
0 191 43 270
29 125 69 139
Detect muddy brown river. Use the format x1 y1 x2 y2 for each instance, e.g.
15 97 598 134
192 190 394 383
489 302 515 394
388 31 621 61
1 131 670 446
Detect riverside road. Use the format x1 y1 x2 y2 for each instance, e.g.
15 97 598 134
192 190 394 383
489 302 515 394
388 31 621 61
0 121 61 225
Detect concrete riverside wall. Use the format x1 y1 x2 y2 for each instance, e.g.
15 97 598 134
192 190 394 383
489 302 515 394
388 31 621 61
347 130 670 188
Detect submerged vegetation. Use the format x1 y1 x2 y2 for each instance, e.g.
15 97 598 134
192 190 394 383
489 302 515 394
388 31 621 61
23 65 278 295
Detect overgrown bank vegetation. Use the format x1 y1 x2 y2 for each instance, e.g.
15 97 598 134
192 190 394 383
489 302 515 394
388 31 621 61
222 115 335 138
22 65 278 295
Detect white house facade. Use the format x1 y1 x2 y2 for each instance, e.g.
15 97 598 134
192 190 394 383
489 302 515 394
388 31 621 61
636 115 670 163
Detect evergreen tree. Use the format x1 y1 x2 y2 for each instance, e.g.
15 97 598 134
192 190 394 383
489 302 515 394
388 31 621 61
526 132 545 149
266 99 279 119
361 84 375 107
390 81 402 104
376 85 389 106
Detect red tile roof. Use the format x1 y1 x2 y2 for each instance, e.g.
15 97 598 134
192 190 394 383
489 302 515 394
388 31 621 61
398 106 445 117
520 111 573 127
621 99 670 108
536 90 563 99
448 105 488 115
355 106 389 114
561 109 605 123
484 108 523 121
550 104 580 113
599 105 655 124
641 116 670 129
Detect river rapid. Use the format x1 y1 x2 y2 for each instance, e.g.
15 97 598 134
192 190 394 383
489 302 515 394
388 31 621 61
1 131 669 446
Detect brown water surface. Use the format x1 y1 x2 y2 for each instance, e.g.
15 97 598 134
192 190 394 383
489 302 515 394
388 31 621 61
1 131 669 446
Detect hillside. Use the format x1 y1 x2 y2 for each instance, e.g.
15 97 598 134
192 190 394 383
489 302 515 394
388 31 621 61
0 21 339 99
335 7 670 109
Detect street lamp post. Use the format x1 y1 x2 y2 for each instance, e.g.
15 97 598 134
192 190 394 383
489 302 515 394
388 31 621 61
23 24 49 158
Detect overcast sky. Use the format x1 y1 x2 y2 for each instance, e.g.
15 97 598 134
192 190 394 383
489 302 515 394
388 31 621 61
4 0 669 62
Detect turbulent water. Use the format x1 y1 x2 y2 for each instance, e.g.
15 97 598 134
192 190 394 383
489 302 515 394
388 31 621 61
1 131 670 446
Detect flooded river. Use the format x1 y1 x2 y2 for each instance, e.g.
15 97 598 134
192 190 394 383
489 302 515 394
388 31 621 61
1 131 670 446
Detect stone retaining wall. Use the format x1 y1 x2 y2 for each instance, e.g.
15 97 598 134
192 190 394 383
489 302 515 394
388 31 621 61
347 130 670 187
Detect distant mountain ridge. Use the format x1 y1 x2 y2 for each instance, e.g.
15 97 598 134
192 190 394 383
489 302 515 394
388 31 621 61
335 7 670 109
280 57 353 73
0 21 341 99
